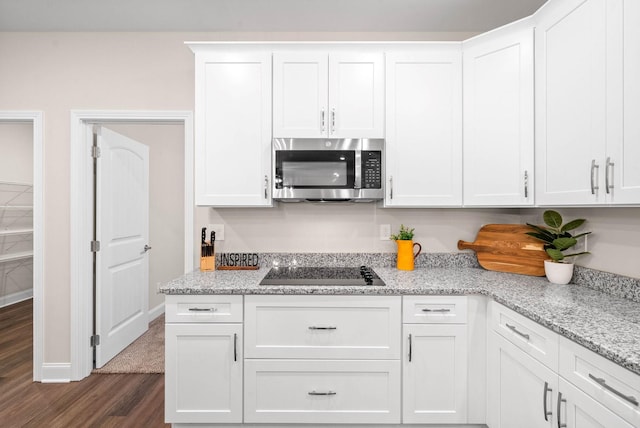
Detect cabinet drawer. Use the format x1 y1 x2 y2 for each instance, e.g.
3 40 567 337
244 295 401 359
559 336 640 427
489 301 558 370
403 295 468 324
244 359 401 424
165 295 243 323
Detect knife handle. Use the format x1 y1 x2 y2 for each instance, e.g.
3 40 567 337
202 227 206 244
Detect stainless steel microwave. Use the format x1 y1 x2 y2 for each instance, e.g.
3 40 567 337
272 138 384 202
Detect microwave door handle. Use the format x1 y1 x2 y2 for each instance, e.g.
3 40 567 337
354 151 362 189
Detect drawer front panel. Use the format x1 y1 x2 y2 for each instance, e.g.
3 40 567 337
165 295 243 323
489 301 558 370
245 295 401 359
244 359 401 424
403 295 468 324
559 337 640 427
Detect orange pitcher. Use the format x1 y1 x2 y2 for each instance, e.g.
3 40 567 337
396 240 422 271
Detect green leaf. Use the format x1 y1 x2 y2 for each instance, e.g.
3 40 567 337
525 224 556 241
546 248 564 261
543 210 563 229
525 232 555 244
552 237 577 251
561 218 586 233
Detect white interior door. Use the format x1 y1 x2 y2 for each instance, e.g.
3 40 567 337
95 126 149 368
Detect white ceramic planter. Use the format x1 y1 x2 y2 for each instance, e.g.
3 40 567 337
544 260 574 285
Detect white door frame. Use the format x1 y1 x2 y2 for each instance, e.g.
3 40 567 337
70 110 194 381
0 111 44 382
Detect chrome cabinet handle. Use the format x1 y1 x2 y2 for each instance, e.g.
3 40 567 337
589 373 639 406
331 108 336 134
524 170 529 199
320 108 326 133
408 333 412 362
188 307 217 312
605 157 614 194
233 333 238 362
543 381 553 421
264 175 268 199
505 323 530 340
308 326 337 330
422 308 451 313
557 392 567 428
143 244 152 252
591 159 600 195
308 390 336 396
389 176 393 200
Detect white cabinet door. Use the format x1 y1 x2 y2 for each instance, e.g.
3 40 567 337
328 52 384 138
194 50 272 206
488 331 557 428
559 378 635 428
165 323 242 423
273 52 328 138
463 21 534 206
606 0 640 203
273 51 384 138
403 324 467 424
385 47 463 207
535 0 608 205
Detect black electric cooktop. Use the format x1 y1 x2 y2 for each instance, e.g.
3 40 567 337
259 266 385 286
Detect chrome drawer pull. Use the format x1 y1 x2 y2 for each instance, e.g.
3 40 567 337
188 307 217 312
589 373 639 406
308 326 337 330
557 392 567 428
505 323 530 340
422 308 451 313
543 381 552 421
308 390 336 396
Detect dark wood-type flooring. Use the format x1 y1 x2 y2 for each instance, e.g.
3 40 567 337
0 299 169 427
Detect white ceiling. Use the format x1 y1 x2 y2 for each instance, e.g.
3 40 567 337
0 0 547 33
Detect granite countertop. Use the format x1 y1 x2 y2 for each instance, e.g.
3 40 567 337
160 265 640 377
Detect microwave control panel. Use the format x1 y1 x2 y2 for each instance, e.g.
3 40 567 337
362 151 382 189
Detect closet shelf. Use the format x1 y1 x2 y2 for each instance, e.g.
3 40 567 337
0 251 33 263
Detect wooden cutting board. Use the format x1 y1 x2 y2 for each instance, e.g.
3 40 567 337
457 224 549 276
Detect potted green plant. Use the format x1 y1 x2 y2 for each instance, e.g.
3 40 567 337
390 224 422 271
526 210 591 284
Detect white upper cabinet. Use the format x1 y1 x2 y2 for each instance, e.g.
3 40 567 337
273 51 384 138
606 0 640 204
192 48 272 206
535 0 640 205
463 19 534 206
385 47 463 207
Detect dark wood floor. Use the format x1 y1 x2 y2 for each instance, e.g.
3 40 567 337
0 299 169 427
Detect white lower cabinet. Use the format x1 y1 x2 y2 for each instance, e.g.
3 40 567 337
403 324 468 424
488 330 557 428
244 359 401 424
165 323 243 424
165 295 244 424
487 301 640 428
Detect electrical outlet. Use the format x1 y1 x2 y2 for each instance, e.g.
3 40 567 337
207 224 225 241
379 224 391 240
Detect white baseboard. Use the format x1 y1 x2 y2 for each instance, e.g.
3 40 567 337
0 289 33 308
148 301 165 322
41 363 71 383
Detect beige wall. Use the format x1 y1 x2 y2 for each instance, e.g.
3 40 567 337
0 31 638 368
0 123 33 184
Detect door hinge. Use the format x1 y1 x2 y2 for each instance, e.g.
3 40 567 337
92 146 101 158
91 240 101 252
90 334 100 347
